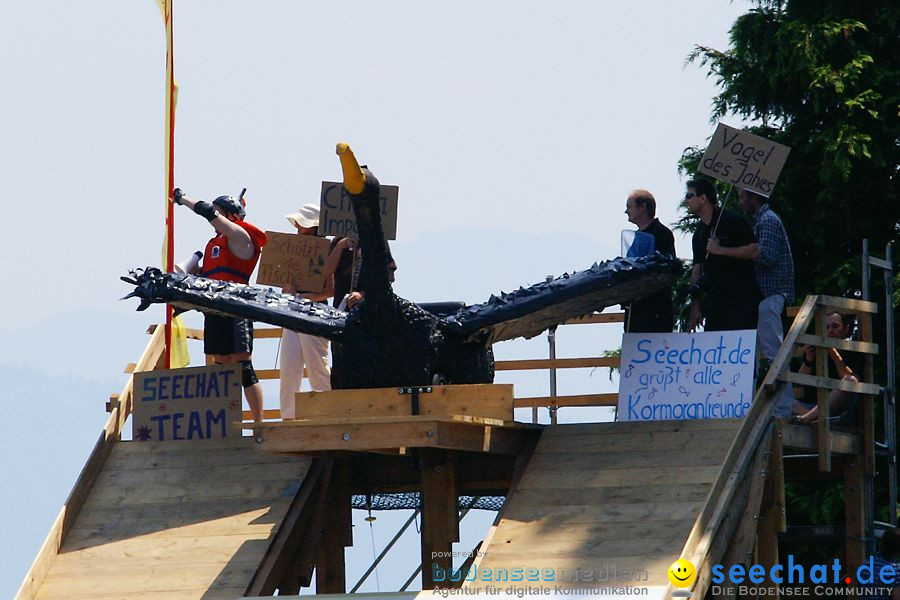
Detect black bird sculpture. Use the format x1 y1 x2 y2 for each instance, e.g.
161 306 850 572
123 143 682 389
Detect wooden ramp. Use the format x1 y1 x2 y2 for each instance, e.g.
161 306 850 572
25 438 311 600
467 419 743 592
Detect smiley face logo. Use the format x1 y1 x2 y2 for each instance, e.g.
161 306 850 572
667 559 697 588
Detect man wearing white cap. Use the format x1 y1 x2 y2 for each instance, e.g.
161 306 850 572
279 204 337 418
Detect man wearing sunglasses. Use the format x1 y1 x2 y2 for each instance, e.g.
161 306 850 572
685 178 761 332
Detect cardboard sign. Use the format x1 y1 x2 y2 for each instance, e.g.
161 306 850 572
617 331 756 421
698 123 791 197
132 364 242 441
256 231 332 292
319 181 398 240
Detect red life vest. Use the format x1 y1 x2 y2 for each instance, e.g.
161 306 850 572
201 221 268 283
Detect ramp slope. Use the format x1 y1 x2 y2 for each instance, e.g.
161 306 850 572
469 420 742 589
30 438 310 600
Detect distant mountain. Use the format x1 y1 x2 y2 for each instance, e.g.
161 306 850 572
0 309 176 384
0 365 117 598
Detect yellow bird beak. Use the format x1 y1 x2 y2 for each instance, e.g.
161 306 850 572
336 142 366 195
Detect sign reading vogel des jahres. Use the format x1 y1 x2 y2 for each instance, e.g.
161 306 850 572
698 122 791 198
618 331 756 421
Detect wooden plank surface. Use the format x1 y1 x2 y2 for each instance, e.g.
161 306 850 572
17 326 168 600
516 464 723 490
507 483 711 507
532 428 736 452
467 421 737 589
29 439 311 600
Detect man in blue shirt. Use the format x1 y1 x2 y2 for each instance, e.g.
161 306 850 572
738 188 795 417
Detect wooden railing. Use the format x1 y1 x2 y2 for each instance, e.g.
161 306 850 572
158 312 629 419
681 294 882 598
124 297 880 430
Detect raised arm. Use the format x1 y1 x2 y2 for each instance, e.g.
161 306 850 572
173 189 254 260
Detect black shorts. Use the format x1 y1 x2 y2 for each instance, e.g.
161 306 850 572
204 315 253 356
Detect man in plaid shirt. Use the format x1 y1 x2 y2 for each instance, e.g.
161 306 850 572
739 188 795 417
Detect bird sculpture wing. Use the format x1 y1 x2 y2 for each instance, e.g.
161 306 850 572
440 253 683 344
121 267 348 340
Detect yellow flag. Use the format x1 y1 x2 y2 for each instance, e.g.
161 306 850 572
170 314 191 368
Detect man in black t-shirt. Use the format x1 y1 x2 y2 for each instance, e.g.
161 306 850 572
623 189 676 332
686 179 761 331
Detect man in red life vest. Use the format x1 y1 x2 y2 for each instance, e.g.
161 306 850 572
172 188 268 423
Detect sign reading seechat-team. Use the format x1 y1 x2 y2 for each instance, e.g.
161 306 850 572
132 364 242 441
618 331 756 421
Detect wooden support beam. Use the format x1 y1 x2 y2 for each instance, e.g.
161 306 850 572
843 456 867 570
815 309 831 472
463 431 541 589
756 426 785 596
779 372 883 396
722 439 772 568
294 385 514 421
253 416 537 456
562 312 624 325
695 426 774 600
495 357 617 371
242 408 282 421
316 459 353 594
859 312 876 478
514 393 617 408
253 327 283 339
781 424 859 455
816 295 878 314
244 459 332 596
420 449 459 590
795 334 879 355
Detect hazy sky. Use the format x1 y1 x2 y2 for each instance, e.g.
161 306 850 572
1 0 749 595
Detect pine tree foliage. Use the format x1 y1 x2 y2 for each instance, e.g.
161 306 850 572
681 0 899 297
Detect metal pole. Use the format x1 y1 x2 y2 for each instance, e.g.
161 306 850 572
545 275 558 425
351 509 420 592
885 244 897 524
862 239 870 301
862 240 876 543
548 324 558 426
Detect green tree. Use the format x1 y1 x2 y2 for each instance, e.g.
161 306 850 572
680 0 899 298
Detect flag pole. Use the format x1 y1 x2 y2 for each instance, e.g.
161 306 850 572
163 0 176 368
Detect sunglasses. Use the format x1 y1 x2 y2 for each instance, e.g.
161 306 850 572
684 192 698 200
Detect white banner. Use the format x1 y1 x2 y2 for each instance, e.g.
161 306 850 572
617 330 757 421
